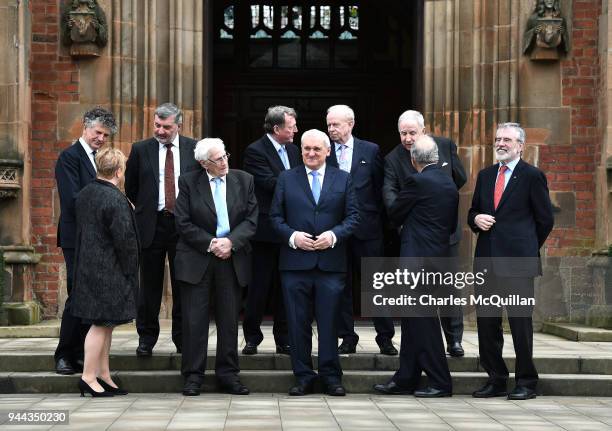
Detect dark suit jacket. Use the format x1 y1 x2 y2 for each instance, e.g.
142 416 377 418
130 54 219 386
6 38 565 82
55 140 97 248
270 165 360 272
388 165 459 258
243 135 301 242
467 159 554 277
124 135 199 248
72 180 140 321
173 168 258 286
384 137 466 244
326 137 384 240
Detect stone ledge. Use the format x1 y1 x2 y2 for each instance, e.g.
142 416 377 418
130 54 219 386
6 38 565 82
541 322 612 342
0 319 59 337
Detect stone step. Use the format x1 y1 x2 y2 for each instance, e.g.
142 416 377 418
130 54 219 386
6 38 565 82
1 371 611 396
2 353 611 374
541 322 612 342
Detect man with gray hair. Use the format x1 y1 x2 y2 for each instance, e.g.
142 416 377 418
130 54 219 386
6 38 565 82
383 109 467 357
125 103 199 357
270 129 359 396
241 106 301 356
325 104 396 356
54 107 117 375
375 134 458 397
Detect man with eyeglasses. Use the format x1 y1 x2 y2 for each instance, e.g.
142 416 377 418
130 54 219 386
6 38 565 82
241 106 301 356
125 103 199 357
174 138 257 396
383 110 467 360
468 122 554 400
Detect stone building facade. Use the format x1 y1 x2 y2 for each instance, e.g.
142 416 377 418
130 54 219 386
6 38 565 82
0 0 610 324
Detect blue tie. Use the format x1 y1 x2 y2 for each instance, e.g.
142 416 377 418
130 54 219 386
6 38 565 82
212 177 230 237
310 171 321 204
278 146 290 170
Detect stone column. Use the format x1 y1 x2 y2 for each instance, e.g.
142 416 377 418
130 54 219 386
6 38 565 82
0 0 41 324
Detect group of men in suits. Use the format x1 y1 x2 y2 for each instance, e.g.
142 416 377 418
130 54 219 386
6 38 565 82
54 103 553 400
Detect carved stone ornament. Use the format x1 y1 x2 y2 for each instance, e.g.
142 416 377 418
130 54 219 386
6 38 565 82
61 0 108 58
523 0 570 60
0 159 22 199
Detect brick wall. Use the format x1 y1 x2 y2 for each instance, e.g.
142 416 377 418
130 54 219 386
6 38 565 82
540 1 601 257
30 0 79 316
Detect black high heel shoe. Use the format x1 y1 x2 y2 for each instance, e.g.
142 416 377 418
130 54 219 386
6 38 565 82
97 378 128 395
78 379 114 397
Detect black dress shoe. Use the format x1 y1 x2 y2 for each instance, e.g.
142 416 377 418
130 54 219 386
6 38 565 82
55 358 76 375
242 342 258 355
447 341 465 357
289 382 314 396
472 383 508 398
97 378 128 395
182 381 201 396
507 386 536 400
326 384 346 396
136 343 152 357
373 381 413 395
414 386 452 398
337 340 356 354
378 339 398 356
222 381 250 395
276 344 291 355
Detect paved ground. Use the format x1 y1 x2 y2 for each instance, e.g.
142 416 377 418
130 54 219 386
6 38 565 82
1 322 611 430
1 393 612 430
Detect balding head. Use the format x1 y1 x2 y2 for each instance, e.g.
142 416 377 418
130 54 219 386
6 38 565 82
410 135 439 172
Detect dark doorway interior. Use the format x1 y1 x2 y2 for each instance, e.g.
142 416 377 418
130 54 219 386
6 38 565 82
212 1 422 164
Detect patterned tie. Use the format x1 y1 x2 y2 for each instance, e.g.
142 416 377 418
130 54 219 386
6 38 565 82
278 146 290 170
310 171 321 204
164 143 175 212
213 177 230 237
338 144 349 172
493 165 509 210
91 150 97 172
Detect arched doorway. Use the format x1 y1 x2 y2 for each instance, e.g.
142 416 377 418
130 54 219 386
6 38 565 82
211 0 423 163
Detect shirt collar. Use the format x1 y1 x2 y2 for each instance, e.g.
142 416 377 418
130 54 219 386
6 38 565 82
334 136 354 150
207 172 227 183
305 163 326 177
158 134 180 149
78 137 96 155
267 133 285 152
499 157 520 173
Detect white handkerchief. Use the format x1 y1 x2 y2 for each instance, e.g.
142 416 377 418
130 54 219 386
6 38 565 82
442 162 448 167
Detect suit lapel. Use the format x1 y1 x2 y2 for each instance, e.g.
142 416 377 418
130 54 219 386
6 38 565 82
350 139 362 173
197 170 216 214
263 137 286 171
287 144 301 168
399 145 417 175
146 138 160 193
327 143 339 168
225 172 239 224
178 136 193 174
297 168 316 206
75 141 96 178
318 167 337 206
495 159 524 212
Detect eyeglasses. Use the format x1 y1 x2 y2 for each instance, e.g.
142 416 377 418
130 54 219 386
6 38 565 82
208 153 230 165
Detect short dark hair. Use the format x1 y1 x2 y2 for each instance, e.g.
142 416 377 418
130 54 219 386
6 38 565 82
155 103 183 125
83 107 117 135
263 106 297 133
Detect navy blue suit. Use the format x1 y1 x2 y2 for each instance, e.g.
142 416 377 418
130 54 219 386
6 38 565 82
242 135 301 347
468 159 554 390
270 164 359 385
54 140 96 364
326 137 394 347
388 165 458 392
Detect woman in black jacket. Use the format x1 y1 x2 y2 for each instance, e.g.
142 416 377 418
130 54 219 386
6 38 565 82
71 147 139 397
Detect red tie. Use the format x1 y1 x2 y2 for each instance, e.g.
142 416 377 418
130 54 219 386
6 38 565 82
493 165 508 210
164 143 176 212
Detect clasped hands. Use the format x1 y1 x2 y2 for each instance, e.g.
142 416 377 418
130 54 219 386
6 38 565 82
294 231 333 251
209 237 232 259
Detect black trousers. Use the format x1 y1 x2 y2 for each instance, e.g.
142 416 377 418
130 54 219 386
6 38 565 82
439 243 464 346
476 276 538 389
180 257 241 385
54 248 90 363
136 212 181 350
393 315 452 392
337 237 395 345
242 241 288 346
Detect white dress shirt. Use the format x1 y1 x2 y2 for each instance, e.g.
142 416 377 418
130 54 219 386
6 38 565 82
334 136 354 172
78 138 97 172
497 157 520 190
157 134 181 211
